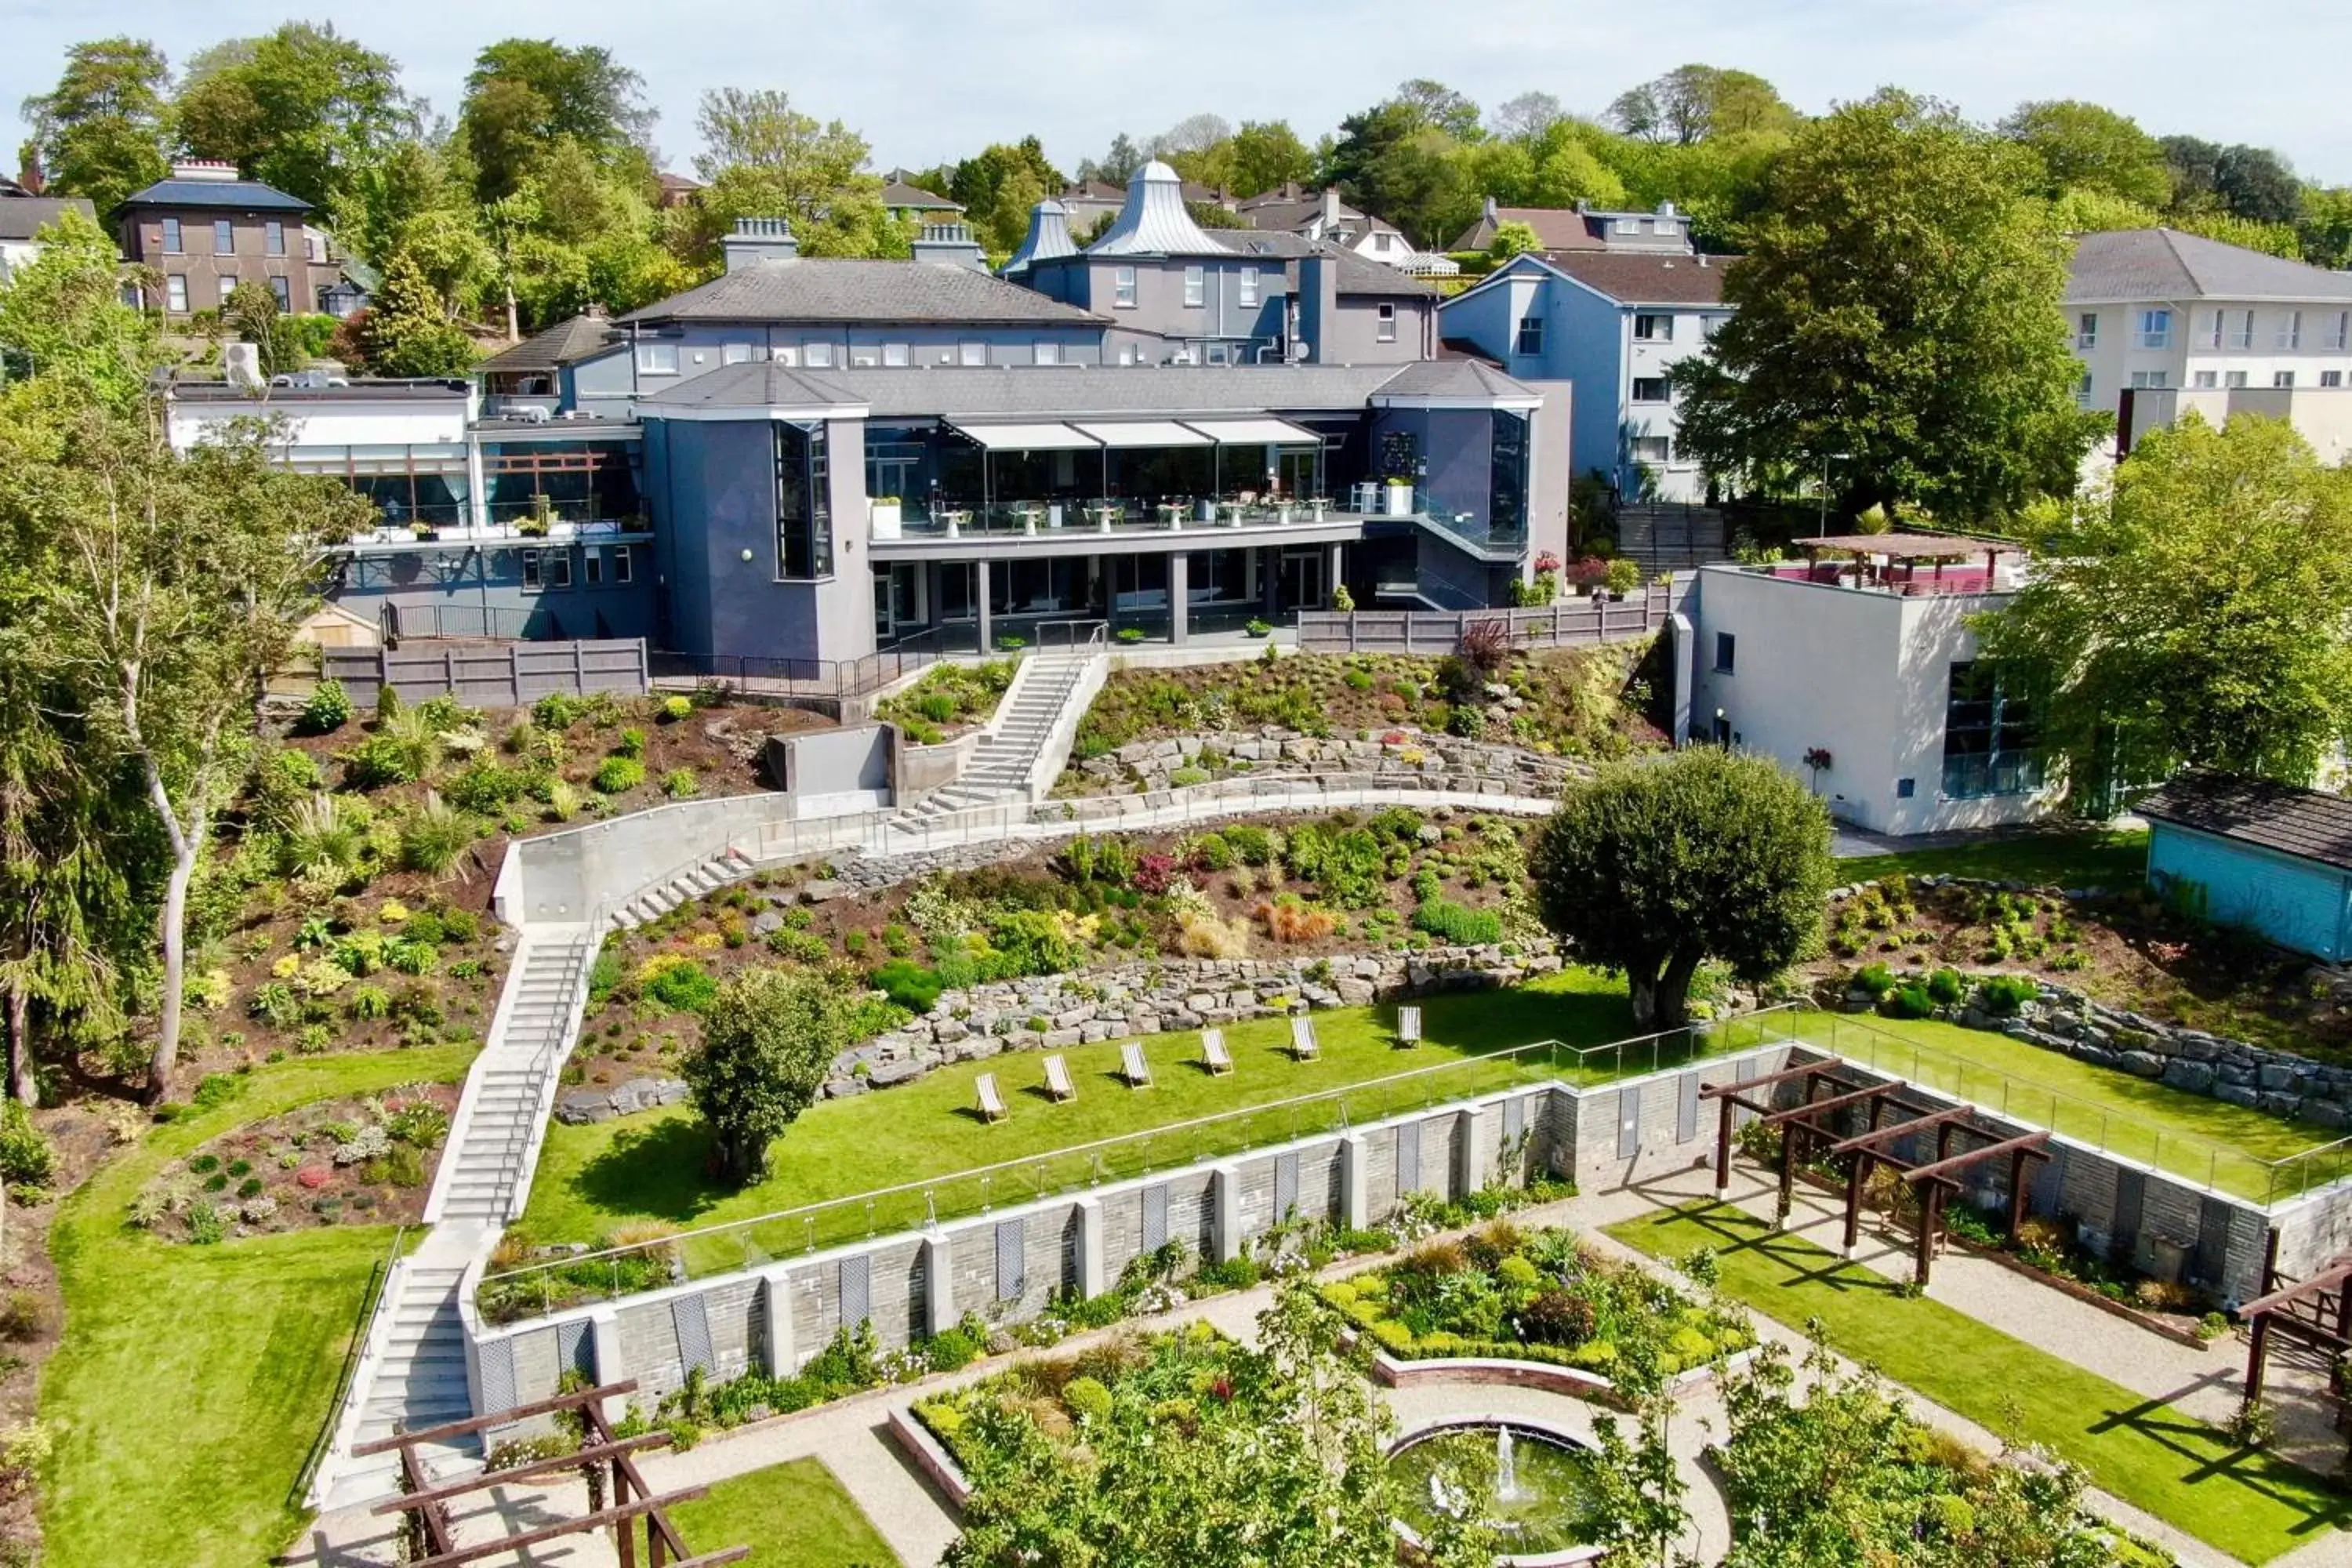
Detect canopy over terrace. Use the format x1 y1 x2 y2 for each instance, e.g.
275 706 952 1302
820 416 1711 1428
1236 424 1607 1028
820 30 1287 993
1795 532 2022 596
937 414 1327 517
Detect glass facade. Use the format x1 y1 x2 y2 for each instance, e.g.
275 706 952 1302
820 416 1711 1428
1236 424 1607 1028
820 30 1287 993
288 443 470 527
1941 661 2042 798
774 421 833 579
481 437 644 525
1488 410 1529 543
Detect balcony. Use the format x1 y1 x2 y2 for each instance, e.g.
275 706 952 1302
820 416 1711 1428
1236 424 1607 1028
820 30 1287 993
866 486 1524 562
334 516 653 555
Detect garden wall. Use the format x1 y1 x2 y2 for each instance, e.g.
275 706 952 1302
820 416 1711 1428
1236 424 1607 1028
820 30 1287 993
1070 728 1586 797
323 637 648 709
463 1042 1790 1436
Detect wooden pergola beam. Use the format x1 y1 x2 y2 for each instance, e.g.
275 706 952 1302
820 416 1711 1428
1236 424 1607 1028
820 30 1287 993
1825 1105 1976 1156
353 1380 640 1454
402 1486 710 1568
372 1433 675 1514
1760 1082 1891 1127
1900 1130 2051 1185
1698 1057 1844 1101
2238 1258 2352 1319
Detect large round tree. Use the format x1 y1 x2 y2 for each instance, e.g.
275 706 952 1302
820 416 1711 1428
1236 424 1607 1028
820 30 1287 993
683 966 847 1185
1529 750 1832 1029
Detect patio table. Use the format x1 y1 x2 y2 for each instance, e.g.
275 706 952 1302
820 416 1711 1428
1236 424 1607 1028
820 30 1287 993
1157 503 1185 531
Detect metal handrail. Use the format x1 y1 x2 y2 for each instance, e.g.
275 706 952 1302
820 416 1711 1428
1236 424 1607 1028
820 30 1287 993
477 1004 1801 1316
1034 619 1109 652
293 1223 405 1504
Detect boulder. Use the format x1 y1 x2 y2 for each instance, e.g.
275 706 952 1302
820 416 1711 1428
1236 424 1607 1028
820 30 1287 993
866 1058 927 1089
2161 1060 2216 1095
800 880 848 903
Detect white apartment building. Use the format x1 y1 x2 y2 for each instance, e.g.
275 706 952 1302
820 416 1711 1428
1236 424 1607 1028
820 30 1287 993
2068 230 2352 451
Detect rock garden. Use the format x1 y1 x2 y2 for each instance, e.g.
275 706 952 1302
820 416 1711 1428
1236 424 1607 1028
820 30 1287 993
871 658 1015 745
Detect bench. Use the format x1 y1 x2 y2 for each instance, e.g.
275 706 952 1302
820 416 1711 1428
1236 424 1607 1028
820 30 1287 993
1043 1053 1076 1103
975 1073 1007 1123
1121 1041 1152 1088
1290 1015 1319 1061
1397 1005 1423 1047
1200 1027 1232 1075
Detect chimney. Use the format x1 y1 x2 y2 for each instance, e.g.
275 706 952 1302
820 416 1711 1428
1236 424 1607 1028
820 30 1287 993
1297 253 1338 363
722 216 799 271
585 302 609 318
1657 199 1678 217
170 159 240 183
1483 195 1497 222
1322 187 1341 228
913 221 988 272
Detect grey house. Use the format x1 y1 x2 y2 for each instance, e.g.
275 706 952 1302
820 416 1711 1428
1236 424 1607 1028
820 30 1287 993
1011 162 1437 367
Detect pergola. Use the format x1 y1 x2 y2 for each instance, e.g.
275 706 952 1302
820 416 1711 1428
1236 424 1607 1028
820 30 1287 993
1796 532 2018 593
1702 1059 2052 1286
2237 1240 2352 1403
358 1378 748 1567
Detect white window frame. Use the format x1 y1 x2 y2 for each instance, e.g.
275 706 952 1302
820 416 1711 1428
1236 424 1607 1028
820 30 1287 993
848 347 880 368
165 274 187 312
803 342 836 368
2277 310 2303 350
2322 370 2345 388
521 552 542 589
883 342 909 367
2076 371 2093 405
2205 310 2225 350
2076 312 2098 350
2226 310 2253 350
1632 313 1673 342
2275 370 2296 388
614 546 634 583
722 342 755 365
1033 341 1063 365
637 342 679 376
1613 217 1639 234
2193 370 2217 388
1113 266 1138 308
2136 308 2172 350
1631 376 1671 404
2129 370 2169 389
2225 370 2249 388
1515 316 1543 356
1629 434 1671 464
583 550 604 587
1183 266 1204 307
1238 267 1259 308
958 341 987 367
1376 303 1396 343
2325 310 2350 352
547 550 572 589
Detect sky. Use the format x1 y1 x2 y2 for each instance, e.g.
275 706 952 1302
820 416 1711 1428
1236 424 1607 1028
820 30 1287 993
5 0 2352 187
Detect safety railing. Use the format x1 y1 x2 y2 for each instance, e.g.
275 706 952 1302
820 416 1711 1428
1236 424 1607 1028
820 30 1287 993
473 1005 1804 1324
650 631 949 699
1799 1011 2352 1206
293 1224 406 1504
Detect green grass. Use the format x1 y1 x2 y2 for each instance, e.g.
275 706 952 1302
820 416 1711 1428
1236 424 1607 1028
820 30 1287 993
1780 1009 2346 1201
666 1457 898 1566
1611 1200 2348 1564
517 971 1704 1268
1835 826 2149 890
40 1045 477 1568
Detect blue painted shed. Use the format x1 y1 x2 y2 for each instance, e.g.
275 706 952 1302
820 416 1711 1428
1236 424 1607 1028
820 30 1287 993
2138 773 2352 962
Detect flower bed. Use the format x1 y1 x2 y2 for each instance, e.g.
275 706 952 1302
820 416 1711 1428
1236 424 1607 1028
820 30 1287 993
1319 1224 1751 1398
873 660 1014 745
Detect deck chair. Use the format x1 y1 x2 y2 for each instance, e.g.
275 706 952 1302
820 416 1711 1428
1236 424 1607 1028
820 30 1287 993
1121 1040 1152 1088
1200 1027 1233 1076
1043 1052 1076 1103
1397 1005 1423 1047
975 1073 1007 1123
1290 1014 1320 1062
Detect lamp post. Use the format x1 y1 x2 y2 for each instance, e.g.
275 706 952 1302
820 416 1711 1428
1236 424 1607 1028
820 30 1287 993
1816 452 1853 538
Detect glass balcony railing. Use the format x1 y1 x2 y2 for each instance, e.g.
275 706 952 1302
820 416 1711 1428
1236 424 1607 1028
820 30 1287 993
871 495 1348 543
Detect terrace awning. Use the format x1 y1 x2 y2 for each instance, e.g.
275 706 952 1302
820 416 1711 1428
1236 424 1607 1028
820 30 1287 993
1179 417 1322 446
1073 420 1212 448
948 420 1101 452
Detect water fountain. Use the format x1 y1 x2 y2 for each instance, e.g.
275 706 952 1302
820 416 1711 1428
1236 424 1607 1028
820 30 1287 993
1496 1425 1522 1504
1388 1419 1603 1563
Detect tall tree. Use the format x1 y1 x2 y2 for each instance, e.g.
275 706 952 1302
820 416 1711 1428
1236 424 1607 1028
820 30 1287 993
1320 95 1469 247
946 138 1067 254
172 22 419 209
19 38 174 213
1529 749 1831 1029
1976 414 2352 811
2161 136 2304 227
1075 132 1142 187
1488 91 1567 143
685 88 891 260
1391 79 1482 141
684 966 848 1185
223 280 299 376
1610 65 1798 144
459 38 655 204
1999 100 2171 207
358 250 476 376
1671 91 2105 523
0 208 161 412
1223 121 1314 196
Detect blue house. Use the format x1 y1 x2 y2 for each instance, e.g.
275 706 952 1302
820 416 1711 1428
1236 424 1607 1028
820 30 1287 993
2139 773 2352 962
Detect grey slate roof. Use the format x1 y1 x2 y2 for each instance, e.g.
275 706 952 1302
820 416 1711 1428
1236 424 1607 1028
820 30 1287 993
1375 359 1541 400
880 179 962 212
118 176 310 212
619 259 1107 327
2136 772 2352 871
2067 229 2352 303
477 313 617 376
1215 230 1437 299
642 362 1430 419
1540 251 1732 306
0 195 96 240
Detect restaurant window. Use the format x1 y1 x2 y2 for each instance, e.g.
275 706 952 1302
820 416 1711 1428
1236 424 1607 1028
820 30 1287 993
482 438 641 525
775 420 833 579
1941 661 2041 798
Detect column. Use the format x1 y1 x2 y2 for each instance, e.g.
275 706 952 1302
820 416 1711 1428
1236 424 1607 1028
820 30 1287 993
1211 1163 1244 1262
1328 543 1344 608
1261 547 1279 617
1339 1132 1370 1231
975 561 993 652
1073 1196 1106 1300
921 1231 955 1337
758 1265 797 1377
1455 1104 1490 1199
588 1306 629 1426
1169 551 1189 645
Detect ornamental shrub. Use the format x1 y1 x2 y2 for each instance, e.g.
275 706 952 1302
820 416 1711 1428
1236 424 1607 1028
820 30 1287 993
873 960 944 1013
593 755 646 793
1411 898 1502 946
299 679 354 735
1853 962 1898 999
1926 967 1966 1004
645 959 720 1014
1884 983 1936 1019
684 967 852 1185
659 695 694 721
1978 974 2041 1014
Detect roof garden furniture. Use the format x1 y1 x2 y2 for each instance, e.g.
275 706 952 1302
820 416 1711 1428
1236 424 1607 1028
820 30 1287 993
1201 1028 1232 1075
1122 1042 1152 1088
1043 1053 1076 1103
975 1073 1007 1123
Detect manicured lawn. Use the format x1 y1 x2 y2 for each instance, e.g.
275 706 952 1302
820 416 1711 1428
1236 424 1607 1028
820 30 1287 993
517 970 1708 1266
1610 1200 2348 1565
1777 1009 2345 1201
40 1045 477 1568
666 1457 898 1566
1836 826 2149 891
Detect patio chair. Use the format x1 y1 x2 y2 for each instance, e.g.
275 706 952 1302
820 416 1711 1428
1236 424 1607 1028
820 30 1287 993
1290 1014 1319 1062
975 1073 1007 1123
1397 1005 1422 1047
1201 1027 1233 1075
1121 1041 1152 1088
1043 1052 1076 1103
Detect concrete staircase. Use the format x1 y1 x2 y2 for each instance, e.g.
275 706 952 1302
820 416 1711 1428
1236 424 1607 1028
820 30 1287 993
612 844 757 931
1617 503 1727 575
890 651 1099 827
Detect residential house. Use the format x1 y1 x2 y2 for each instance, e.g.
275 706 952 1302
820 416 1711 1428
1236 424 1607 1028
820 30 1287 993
1450 198 1697 256
114 160 343 317
0 189 96 283
655 172 704 210
1684 536 2051 837
1014 163 1439 366
1234 183 1449 274
2067 228 2352 456
880 175 964 224
476 306 618 414
1439 249 1733 503
2137 774 2352 962
1054 180 1129 238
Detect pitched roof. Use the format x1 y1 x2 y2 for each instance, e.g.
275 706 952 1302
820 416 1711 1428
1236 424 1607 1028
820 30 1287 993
880 178 962 212
1086 161 1231 258
619 259 1108 327
118 176 310 213
642 361 1434 419
1450 205 1606 254
657 172 704 194
2067 228 2352 304
1541 251 1732 306
2136 772 2352 872
0 194 96 241
476 312 617 376
1214 230 1438 298
1374 359 1540 401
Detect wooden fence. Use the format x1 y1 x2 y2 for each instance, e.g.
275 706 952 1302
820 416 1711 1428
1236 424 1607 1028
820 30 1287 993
1295 586 1677 656
322 638 648 709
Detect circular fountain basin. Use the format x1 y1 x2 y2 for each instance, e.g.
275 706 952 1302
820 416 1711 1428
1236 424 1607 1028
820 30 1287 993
1385 1417 1606 1566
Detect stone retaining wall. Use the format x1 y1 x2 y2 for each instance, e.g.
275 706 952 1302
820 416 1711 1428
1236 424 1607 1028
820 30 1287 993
1071 726 1585 797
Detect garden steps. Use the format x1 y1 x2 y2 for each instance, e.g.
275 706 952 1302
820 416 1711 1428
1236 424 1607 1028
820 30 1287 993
885 651 1101 834
612 844 757 930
